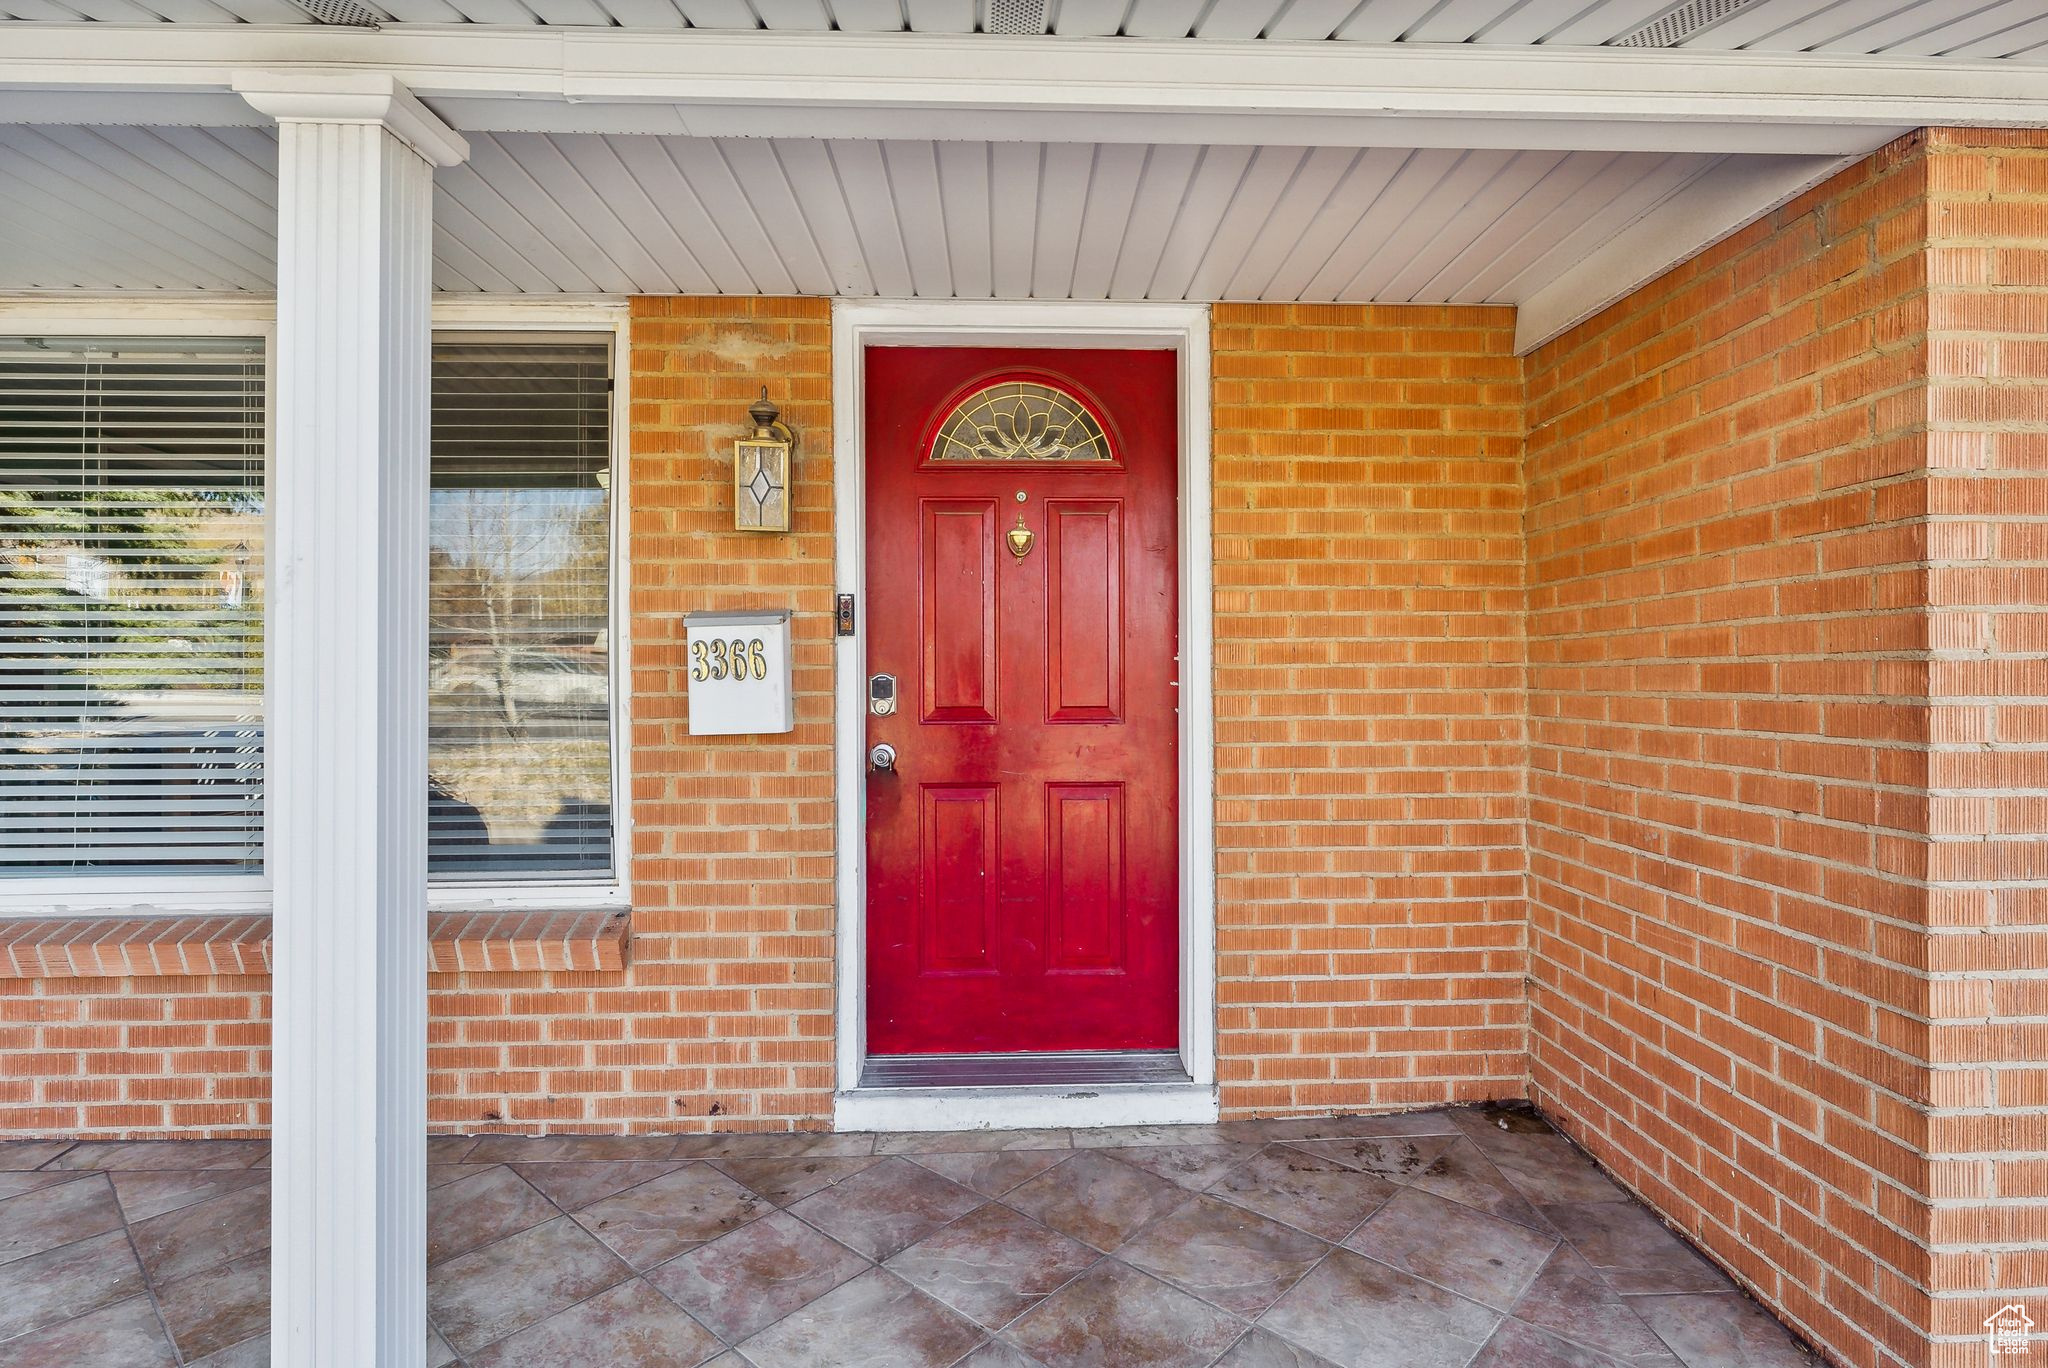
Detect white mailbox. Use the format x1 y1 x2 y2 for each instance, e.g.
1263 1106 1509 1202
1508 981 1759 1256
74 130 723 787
684 609 794 736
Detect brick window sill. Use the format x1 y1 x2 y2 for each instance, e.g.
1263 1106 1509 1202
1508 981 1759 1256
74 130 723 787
0 907 630 979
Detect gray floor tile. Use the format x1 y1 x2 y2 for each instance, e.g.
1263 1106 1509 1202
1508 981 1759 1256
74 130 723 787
788 1157 982 1262
0 1176 123 1268
427 1136 481 1164
181 1330 454 1367
885 1201 1099 1330
956 1342 1048 1368
1115 1193 1325 1317
1631 1292 1820 1368
511 1160 681 1211
1485 1135 1628 1206
49 1141 265 1172
1003 1152 1190 1252
1101 1142 1266 1191
0 1294 178 1368
428 1164 558 1264
426 1214 633 1356
647 1209 871 1344
183 1336 270 1368
1449 1104 1555 1144
0 1142 75 1172
109 1169 269 1225
1225 1114 1464 1144
1258 1248 1499 1368
464 1276 724 1368
129 1182 270 1286
1542 1202 1731 1296
1511 1246 1675 1361
1470 1317 1652 1368
429 1163 498 1190
712 1155 879 1207
0 1173 83 1203
1284 1135 1456 1182
1070 1125 1238 1150
153 1248 268 1362
1213 1328 1342 1368
737 1267 987 1368
571 1164 772 1269
0 1227 144 1343
1205 1147 1394 1242
1343 1186 1557 1310
1404 1136 1552 1231
904 1150 1070 1198
876 1129 1071 1155
1003 1259 1244 1368
466 1135 678 1163
671 1133 878 1160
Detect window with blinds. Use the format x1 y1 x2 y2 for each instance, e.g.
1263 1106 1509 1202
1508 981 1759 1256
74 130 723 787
0 336 267 879
428 339 614 882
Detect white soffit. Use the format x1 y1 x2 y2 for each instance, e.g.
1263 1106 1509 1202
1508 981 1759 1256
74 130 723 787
0 0 2043 62
0 126 1808 318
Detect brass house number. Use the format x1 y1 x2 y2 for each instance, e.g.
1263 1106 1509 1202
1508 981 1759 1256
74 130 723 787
690 636 770 682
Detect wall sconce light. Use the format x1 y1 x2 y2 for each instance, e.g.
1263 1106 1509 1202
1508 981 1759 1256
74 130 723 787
735 388 795 533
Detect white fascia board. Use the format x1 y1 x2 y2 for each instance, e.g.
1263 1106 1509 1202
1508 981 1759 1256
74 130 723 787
0 28 2040 152
1513 152 1859 355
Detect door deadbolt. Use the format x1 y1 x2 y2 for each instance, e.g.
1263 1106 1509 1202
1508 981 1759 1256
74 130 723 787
869 673 897 716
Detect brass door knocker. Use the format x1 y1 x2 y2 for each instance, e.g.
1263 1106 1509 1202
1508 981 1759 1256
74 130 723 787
1006 514 1035 561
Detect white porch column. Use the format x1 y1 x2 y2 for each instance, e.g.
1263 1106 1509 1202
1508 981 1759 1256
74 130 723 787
234 72 467 1368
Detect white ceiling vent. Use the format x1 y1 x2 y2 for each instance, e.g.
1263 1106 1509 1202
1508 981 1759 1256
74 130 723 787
284 0 381 24
982 0 1049 35
1610 0 1766 47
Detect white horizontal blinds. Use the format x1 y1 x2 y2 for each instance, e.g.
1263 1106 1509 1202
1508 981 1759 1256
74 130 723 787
428 339 613 881
0 336 265 878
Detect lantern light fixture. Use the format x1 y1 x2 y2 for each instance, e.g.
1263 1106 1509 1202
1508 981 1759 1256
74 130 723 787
735 388 795 533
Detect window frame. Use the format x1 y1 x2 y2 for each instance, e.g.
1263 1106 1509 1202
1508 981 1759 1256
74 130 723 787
0 301 631 917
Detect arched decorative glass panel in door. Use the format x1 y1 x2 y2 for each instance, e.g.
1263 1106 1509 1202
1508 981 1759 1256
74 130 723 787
930 380 1112 463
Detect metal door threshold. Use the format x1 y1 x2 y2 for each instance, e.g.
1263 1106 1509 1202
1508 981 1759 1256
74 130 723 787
860 1049 1190 1090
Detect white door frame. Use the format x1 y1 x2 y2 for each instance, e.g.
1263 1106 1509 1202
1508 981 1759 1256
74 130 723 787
830 298 1217 1132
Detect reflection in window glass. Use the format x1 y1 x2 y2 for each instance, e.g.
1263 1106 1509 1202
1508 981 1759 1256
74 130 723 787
0 337 265 877
429 340 612 881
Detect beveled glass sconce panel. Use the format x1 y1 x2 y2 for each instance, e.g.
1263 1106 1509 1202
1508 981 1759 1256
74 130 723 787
735 434 790 532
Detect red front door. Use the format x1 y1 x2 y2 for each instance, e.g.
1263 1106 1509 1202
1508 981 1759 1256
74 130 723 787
864 346 1179 1056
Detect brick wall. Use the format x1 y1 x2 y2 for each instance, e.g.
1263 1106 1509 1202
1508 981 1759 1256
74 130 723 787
427 296 839 1133
0 297 838 1138
1211 303 1528 1117
1920 128 2048 1366
1524 135 1939 1368
0 974 268 1135
1524 129 2048 1368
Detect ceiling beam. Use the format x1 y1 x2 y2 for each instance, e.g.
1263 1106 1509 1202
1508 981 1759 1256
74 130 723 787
0 28 2038 153
1512 152 1856 355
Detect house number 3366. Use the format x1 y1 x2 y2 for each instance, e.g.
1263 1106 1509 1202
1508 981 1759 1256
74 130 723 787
692 637 769 682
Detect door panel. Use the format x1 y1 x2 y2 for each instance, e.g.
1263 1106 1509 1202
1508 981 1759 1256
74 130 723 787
1047 782 1124 973
1044 500 1123 724
920 785 1000 974
920 500 1000 725
865 347 1179 1056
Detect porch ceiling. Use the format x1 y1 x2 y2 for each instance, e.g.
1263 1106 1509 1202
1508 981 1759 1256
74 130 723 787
1 9 2040 350
0 128 1740 304
1 0 2045 60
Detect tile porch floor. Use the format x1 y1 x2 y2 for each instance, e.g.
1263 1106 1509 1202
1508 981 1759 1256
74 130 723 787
0 1105 1820 1368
